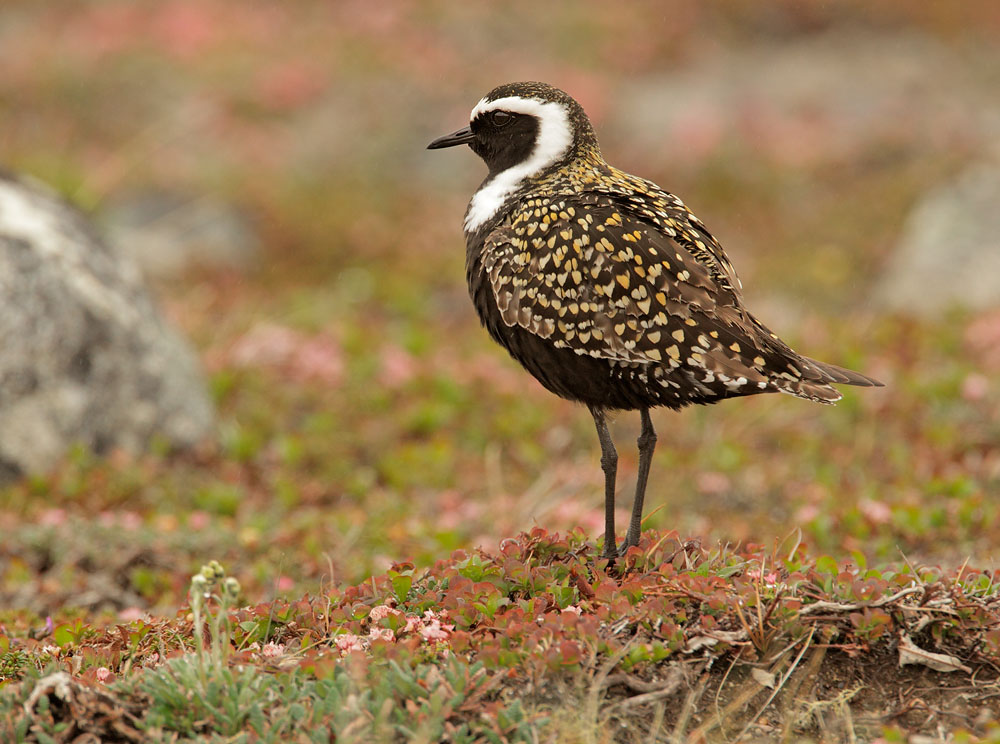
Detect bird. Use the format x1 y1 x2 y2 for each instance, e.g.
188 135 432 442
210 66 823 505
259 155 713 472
428 81 882 559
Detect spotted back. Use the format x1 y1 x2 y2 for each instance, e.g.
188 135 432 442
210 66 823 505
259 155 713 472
480 192 848 405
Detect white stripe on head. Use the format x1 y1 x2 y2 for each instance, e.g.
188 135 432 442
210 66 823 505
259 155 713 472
464 95 572 233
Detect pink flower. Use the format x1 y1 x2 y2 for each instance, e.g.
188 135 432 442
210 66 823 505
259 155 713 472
39 509 67 527
859 498 893 525
561 605 583 616
697 471 731 495
228 323 343 385
377 345 418 388
333 633 363 653
418 611 454 642
189 511 211 530
95 667 113 684
120 511 143 530
261 642 285 659
369 605 402 623
746 569 779 586
369 627 395 642
795 504 820 523
420 622 450 641
118 607 146 622
961 373 990 402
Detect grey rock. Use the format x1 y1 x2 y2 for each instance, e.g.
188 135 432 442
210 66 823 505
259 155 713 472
0 171 214 482
101 189 261 278
878 161 1000 316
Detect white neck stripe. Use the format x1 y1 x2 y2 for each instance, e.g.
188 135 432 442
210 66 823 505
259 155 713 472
464 96 572 233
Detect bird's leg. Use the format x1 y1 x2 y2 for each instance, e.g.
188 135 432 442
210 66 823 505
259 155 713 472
589 405 619 559
621 407 656 554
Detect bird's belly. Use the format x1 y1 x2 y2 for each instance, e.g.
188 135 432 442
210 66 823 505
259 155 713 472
468 275 702 411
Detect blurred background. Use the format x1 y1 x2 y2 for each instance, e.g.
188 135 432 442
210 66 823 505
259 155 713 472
1 1 999 618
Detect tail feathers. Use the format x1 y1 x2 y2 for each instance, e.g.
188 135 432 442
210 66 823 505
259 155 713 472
774 357 883 404
776 379 843 404
803 357 884 388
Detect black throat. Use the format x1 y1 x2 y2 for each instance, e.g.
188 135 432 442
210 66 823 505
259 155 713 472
470 116 540 178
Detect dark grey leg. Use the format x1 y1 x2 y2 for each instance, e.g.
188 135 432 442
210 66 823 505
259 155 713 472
621 407 656 553
589 405 618 559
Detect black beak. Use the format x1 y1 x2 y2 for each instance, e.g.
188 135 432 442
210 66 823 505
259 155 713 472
427 125 475 150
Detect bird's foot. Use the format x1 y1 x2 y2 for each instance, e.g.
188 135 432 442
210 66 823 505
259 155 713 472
616 531 641 557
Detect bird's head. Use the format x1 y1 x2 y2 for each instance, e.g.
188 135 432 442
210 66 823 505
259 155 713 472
428 81 600 179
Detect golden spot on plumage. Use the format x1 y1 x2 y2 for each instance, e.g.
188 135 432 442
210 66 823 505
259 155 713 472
685 318 697 326
729 342 741 353
627 319 638 330
666 344 680 360
671 329 685 342
645 348 662 361
637 298 652 314
616 273 630 289
635 266 646 278
698 334 710 348
710 331 719 338
571 270 582 283
578 330 591 343
754 356 766 366
614 322 626 335
560 229 572 241
655 291 667 305
646 330 661 343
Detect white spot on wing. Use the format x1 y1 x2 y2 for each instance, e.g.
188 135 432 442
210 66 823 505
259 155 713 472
464 95 572 233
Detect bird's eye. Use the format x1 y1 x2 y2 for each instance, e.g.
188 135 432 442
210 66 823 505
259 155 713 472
491 110 514 127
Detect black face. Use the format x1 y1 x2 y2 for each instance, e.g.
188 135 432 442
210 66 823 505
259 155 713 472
468 110 540 177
